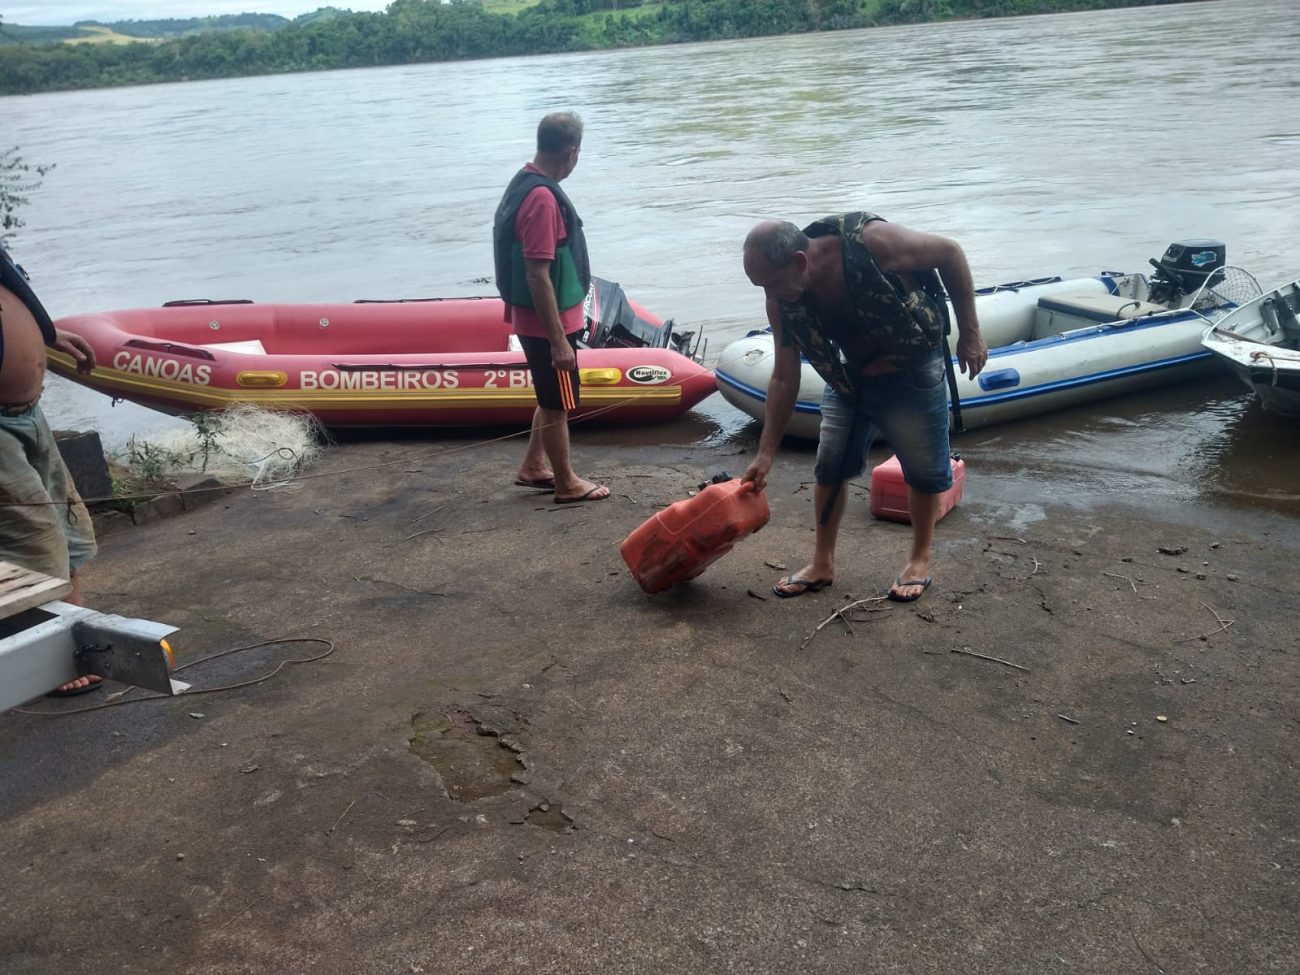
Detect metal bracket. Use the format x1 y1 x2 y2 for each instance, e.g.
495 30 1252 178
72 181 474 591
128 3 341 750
0 601 185 712
72 615 184 695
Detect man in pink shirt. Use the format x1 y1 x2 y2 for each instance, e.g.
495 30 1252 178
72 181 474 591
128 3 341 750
491 112 609 504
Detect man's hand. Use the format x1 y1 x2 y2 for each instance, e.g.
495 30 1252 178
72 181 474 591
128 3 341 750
54 329 95 373
551 340 576 373
740 453 774 493
955 330 987 378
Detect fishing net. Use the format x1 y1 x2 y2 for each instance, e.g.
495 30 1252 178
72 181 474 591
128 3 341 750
125 405 325 490
1192 265 1263 310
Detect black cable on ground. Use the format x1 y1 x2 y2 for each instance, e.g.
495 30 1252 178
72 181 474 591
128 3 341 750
11 637 336 717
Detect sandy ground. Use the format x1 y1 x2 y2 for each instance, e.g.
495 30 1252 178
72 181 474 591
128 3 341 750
1 432 1297 975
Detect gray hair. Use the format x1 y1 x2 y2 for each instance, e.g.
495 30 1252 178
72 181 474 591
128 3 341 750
537 112 584 154
744 221 808 267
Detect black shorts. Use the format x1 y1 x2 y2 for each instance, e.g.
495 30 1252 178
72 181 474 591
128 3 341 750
519 333 581 412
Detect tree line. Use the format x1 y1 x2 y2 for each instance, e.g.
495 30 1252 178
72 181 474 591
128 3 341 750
0 0 1193 96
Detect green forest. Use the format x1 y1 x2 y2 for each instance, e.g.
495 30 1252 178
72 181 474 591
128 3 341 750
0 0 1192 96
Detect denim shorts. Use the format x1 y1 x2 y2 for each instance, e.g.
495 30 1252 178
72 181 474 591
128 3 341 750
814 346 953 493
0 404 98 579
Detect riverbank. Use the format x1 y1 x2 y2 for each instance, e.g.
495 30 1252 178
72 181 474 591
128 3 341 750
0 0 1204 96
1 434 1297 974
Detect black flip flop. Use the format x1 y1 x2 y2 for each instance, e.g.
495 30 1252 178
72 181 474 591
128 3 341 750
46 679 103 698
887 576 933 603
514 476 556 490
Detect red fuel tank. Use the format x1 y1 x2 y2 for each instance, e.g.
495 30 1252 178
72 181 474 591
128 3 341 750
869 454 965 524
621 477 770 593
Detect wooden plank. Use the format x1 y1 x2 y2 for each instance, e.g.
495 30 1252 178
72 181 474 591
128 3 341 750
0 561 72 620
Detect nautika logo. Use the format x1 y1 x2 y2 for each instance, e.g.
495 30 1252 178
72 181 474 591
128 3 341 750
627 365 671 385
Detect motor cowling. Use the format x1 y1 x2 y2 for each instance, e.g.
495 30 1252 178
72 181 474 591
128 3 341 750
1149 239 1226 303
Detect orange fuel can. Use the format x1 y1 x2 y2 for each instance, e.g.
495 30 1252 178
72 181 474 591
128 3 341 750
620 476 771 593
869 454 965 524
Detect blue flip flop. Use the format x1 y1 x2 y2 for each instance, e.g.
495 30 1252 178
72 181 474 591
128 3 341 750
772 576 833 598
887 575 933 603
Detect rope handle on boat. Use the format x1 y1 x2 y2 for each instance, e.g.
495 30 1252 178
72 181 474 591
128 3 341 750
1249 349 1285 387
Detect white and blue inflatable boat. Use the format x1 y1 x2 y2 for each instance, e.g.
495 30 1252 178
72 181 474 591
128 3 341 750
716 240 1265 439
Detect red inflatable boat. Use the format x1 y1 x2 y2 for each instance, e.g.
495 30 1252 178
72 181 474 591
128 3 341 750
48 279 716 429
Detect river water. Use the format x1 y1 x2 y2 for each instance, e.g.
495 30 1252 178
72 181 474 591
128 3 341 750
5 0 1298 518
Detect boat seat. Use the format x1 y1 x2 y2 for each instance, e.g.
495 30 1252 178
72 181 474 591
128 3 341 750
1032 293 1167 339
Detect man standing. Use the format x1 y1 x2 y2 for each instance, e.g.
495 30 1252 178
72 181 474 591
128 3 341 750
739 213 987 602
492 111 609 505
0 241 100 694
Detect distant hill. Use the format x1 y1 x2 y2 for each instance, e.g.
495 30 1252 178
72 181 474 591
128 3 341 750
0 8 351 46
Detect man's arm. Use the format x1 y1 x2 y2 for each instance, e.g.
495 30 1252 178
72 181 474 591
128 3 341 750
861 222 988 378
523 258 575 372
741 299 802 492
53 328 95 373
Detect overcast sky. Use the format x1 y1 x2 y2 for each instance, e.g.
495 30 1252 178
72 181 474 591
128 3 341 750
2 2 391 25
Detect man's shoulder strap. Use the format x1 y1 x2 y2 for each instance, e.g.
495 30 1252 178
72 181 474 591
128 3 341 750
803 211 886 241
509 169 574 213
0 245 58 345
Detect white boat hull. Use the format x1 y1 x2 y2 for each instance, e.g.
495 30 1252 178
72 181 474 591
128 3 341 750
717 272 1246 439
1201 279 1300 417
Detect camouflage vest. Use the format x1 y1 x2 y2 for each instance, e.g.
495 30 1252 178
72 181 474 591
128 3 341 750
779 212 947 397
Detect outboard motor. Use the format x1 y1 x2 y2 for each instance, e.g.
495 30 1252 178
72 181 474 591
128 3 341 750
581 277 700 358
1148 239 1226 304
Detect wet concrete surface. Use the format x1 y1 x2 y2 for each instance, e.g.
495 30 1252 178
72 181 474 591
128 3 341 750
1 429 1297 974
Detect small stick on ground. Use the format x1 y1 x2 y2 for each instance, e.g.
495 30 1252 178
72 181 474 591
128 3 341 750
1031 556 1043 576
216 896 265 930
363 577 450 598
404 527 443 541
950 646 1030 672
1103 570 1159 600
1199 600 1235 632
1128 915 1167 974
326 799 357 835
800 596 890 651
1057 713 1080 725
1103 570 1140 593
410 503 447 525
1174 601 1235 643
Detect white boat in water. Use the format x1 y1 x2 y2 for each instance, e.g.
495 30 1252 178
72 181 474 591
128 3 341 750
1201 279 1300 417
716 240 1264 439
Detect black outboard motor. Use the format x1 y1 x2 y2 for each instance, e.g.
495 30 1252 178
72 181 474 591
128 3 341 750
581 277 699 358
1148 239 1226 304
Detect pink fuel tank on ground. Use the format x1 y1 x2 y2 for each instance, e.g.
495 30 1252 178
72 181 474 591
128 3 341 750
620 479 770 593
869 454 966 524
